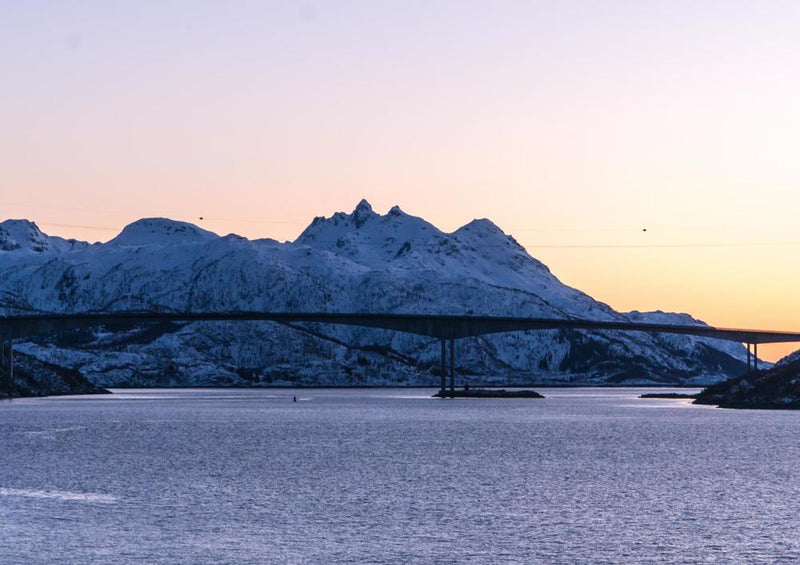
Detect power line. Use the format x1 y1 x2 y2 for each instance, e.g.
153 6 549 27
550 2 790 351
530 241 800 249
7 201 800 249
0 201 304 225
37 222 118 232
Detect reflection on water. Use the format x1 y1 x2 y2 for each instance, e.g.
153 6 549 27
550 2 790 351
0 488 117 504
1 387 799 564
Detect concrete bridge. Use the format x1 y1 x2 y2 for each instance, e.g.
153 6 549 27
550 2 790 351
3 311 800 392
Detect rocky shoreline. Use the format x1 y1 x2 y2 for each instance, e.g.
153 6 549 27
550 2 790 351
692 358 800 409
433 388 544 399
0 351 110 399
637 357 800 410
639 392 697 400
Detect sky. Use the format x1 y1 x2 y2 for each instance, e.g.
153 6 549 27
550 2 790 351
2 1 800 361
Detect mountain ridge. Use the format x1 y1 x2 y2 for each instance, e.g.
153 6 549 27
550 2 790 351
0 201 759 388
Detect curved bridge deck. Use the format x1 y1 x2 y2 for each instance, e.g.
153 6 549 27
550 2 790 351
3 311 798 391
2 311 800 344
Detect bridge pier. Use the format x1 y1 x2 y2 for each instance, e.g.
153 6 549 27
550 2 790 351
754 343 758 371
449 337 455 394
745 343 760 372
1 340 13 385
437 338 457 397
747 343 751 371
440 339 446 392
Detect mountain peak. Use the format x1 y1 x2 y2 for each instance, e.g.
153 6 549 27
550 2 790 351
0 219 90 254
354 198 373 212
0 219 47 252
108 218 218 246
352 199 377 228
457 218 505 235
296 199 382 243
454 218 523 249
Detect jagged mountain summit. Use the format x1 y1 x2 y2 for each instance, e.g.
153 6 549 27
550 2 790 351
0 202 753 388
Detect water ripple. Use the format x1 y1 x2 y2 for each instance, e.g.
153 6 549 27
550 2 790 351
0 487 117 504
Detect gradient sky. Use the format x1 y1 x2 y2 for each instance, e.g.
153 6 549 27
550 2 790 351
3 1 800 361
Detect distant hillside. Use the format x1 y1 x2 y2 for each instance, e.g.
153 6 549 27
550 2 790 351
0 351 109 399
0 200 755 388
695 351 800 409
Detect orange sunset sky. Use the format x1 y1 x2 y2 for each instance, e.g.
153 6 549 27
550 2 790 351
3 1 800 361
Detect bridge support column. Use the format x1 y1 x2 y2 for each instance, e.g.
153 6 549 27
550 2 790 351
1 340 13 384
754 343 758 371
440 339 446 392
449 338 455 394
746 343 751 371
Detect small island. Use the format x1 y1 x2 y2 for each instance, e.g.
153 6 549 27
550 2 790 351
433 388 544 399
639 392 698 400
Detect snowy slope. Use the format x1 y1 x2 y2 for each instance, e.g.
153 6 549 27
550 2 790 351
0 203 754 387
0 220 88 254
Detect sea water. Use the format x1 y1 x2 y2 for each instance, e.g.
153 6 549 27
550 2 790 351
2 388 799 564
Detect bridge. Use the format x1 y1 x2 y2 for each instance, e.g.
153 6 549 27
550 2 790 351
3 311 800 392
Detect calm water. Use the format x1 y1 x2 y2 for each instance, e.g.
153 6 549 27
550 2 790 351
2 388 800 564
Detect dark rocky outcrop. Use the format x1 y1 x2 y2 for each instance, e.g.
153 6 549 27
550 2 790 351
640 392 697 399
0 351 110 399
693 358 800 409
433 388 544 399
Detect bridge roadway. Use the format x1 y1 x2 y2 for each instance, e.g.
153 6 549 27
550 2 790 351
3 311 800 392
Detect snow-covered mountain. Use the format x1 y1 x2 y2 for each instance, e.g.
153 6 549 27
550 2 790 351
0 219 88 254
0 201 754 387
